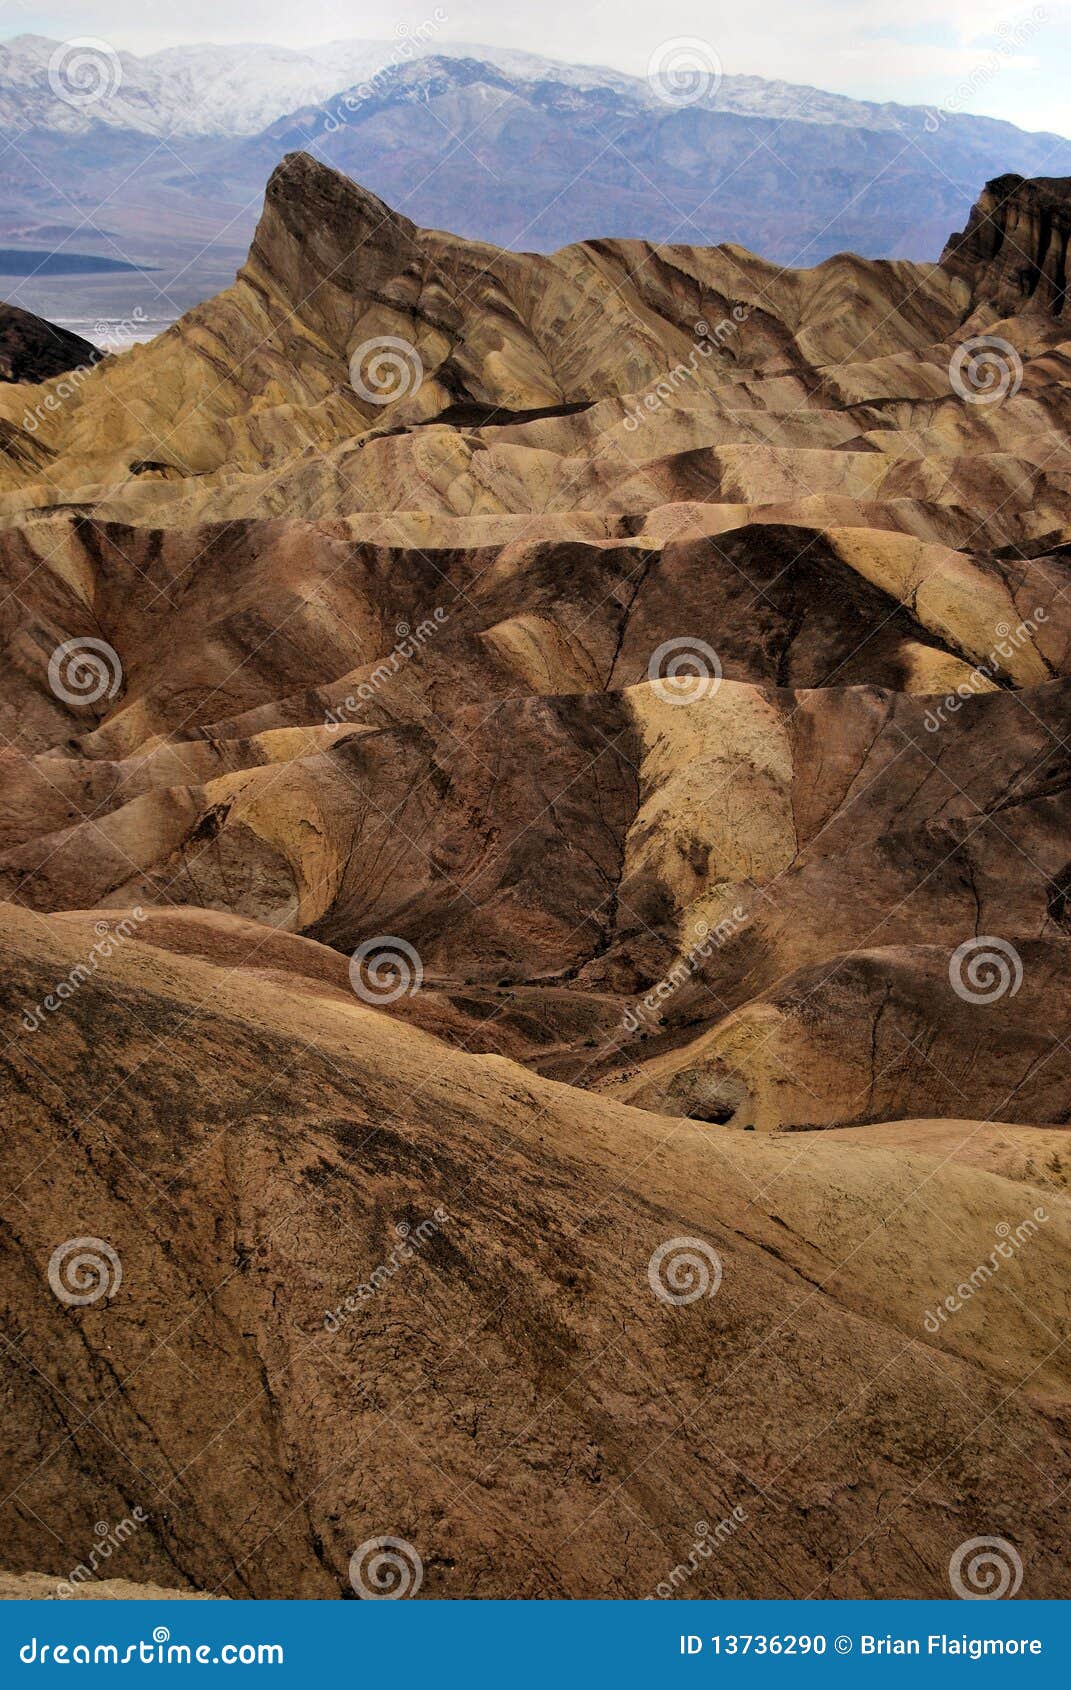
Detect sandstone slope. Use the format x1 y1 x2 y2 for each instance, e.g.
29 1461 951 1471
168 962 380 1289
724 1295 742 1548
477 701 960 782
1 905 1069 1598
0 157 1069 1599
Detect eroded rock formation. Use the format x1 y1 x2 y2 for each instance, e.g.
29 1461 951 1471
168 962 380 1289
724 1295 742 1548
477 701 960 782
0 301 99 383
942 172 1071 320
0 157 1068 1599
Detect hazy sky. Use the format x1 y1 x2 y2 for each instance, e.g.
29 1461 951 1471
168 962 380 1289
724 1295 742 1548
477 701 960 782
7 1 1071 135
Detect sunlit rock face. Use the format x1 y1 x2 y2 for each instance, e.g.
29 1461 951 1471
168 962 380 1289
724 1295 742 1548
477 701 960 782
942 172 1071 321
0 158 1069 1601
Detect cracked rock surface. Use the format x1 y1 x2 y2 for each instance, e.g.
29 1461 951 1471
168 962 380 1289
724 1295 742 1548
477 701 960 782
0 157 1069 1598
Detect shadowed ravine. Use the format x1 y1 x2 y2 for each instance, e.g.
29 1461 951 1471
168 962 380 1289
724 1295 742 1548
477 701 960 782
0 158 1069 1600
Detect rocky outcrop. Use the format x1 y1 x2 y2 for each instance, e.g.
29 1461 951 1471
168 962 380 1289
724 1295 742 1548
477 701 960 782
1 159 1070 1599
1 903 1069 1598
941 172 1071 317
0 301 100 382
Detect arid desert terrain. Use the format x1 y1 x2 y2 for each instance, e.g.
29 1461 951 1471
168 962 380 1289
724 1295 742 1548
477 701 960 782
0 156 1069 1599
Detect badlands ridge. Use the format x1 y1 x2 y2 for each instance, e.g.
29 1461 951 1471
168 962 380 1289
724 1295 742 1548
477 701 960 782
0 158 1069 1598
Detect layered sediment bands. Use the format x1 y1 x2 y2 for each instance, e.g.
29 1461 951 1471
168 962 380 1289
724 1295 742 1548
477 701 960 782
1 157 1070 1108
1 158 1070 1598
0 152 1026 531
1 905 1070 1598
942 173 1071 320
615 941 1071 1130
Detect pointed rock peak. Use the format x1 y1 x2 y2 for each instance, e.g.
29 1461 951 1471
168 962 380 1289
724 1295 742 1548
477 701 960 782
248 152 421 302
261 151 416 240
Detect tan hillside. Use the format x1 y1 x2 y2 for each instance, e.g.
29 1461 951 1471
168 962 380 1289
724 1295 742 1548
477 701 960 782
0 903 1069 1598
0 157 1068 1598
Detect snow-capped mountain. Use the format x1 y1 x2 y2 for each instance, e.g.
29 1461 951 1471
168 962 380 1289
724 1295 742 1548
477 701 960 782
3 30 1068 154
0 34 642 137
2 33 1071 343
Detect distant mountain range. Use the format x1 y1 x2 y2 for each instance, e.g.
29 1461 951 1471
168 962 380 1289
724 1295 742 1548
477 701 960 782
2 32 1071 337
0 34 643 137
